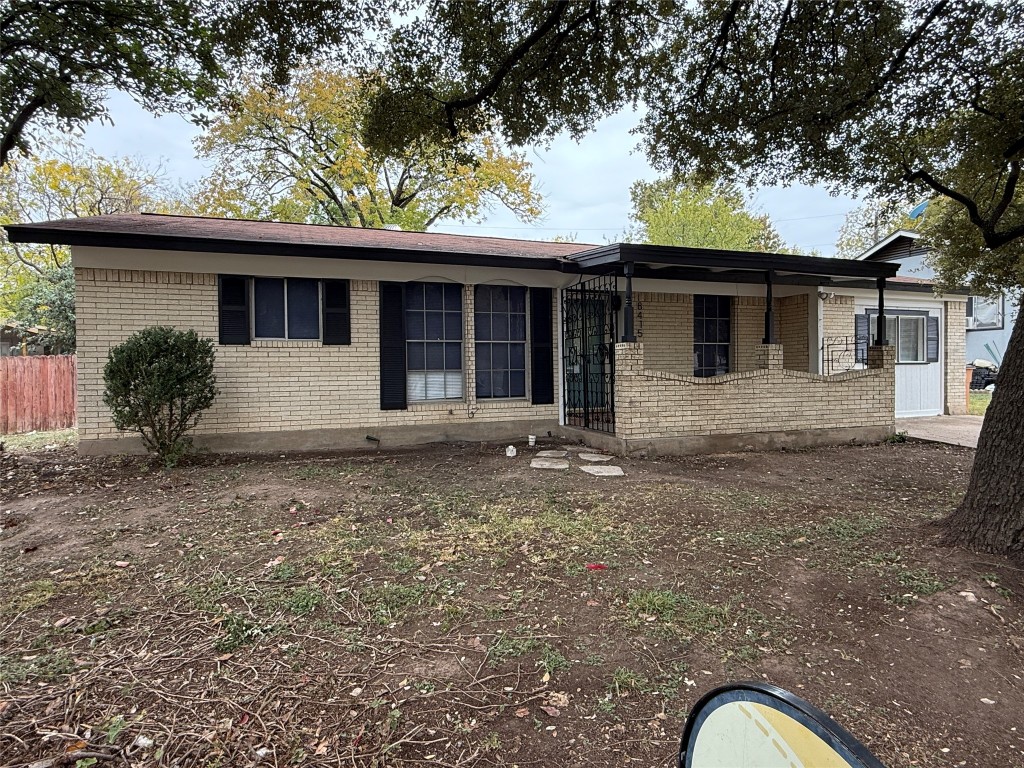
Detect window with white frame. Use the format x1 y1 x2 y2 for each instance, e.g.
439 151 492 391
475 285 527 398
870 314 925 363
405 282 463 401
966 295 1003 330
253 277 320 339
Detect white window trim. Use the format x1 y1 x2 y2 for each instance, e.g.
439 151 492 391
966 294 1003 331
870 313 927 364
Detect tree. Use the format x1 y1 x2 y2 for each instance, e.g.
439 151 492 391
103 327 218 466
363 1 1024 558
192 69 543 230
835 199 921 260
0 138 178 350
7 263 75 352
1 0 387 166
628 177 788 252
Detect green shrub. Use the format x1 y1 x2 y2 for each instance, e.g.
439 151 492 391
103 327 218 466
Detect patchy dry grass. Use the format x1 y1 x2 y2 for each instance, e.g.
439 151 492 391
0 427 77 453
1 440 1022 768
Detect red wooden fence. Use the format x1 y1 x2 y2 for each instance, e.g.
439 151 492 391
0 355 77 434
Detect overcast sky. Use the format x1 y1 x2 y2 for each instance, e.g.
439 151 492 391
82 91 860 256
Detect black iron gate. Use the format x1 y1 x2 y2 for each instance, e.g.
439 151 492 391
562 274 617 433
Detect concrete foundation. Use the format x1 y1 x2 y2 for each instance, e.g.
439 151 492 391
561 425 894 458
78 418 565 456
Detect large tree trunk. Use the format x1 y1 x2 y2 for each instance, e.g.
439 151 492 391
943 309 1024 558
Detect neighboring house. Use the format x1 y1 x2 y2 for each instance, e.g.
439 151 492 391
4 213 965 456
819 229 974 419
858 229 1017 366
1 322 52 356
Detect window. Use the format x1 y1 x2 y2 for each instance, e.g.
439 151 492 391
218 275 349 346
405 282 463 401
475 285 527 398
967 295 1003 330
254 277 320 339
870 314 926 363
693 294 731 377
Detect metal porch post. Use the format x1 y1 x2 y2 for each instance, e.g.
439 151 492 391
622 261 636 342
763 270 775 344
876 277 887 345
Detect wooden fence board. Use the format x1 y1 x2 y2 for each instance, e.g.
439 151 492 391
0 355 77 434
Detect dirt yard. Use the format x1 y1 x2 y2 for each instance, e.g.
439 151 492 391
1 437 1022 768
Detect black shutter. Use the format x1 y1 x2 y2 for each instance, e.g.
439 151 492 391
218 275 250 345
379 282 407 410
322 279 351 345
926 315 940 362
854 313 869 364
530 287 554 405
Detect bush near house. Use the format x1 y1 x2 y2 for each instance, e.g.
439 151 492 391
102 327 217 466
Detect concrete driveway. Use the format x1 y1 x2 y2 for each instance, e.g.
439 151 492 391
896 415 984 448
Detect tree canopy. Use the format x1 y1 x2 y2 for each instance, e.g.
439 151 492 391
0 139 177 350
628 178 788 253
0 0 387 167
192 69 544 230
358 0 1024 557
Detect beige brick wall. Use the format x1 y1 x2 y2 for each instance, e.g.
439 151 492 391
778 294 809 372
731 296 768 373
614 341 895 440
822 295 857 373
944 299 968 415
75 269 558 442
636 292 810 376
636 292 693 375
733 296 810 372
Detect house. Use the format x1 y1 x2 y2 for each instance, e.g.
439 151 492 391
859 230 1017 366
855 229 1007 408
3 213 967 456
1 322 53 356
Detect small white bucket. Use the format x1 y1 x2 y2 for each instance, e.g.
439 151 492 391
528 435 537 447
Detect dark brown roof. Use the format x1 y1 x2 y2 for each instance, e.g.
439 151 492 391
4 212 902 284
2 211 593 268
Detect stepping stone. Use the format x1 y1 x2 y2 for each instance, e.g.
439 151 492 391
536 450 568 458
579 453 613 462
579 465 624 477
531 458 570 470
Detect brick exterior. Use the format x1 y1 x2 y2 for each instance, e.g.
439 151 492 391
778 294 810 372
822 295 857 373
75 269 558 444
614 341 895 441
944 299 968 415
637 291 812 376
636 292 693 375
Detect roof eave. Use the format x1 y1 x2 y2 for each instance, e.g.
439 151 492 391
571 242 899 280
856 229 923 260
3 225 573 272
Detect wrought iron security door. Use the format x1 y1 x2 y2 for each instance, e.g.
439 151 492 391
562 274 617 433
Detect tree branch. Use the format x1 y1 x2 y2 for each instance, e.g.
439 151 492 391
833 0 950 120
441 1 570 138
2 93 47 166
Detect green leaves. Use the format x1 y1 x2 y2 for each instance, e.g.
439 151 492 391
627 177 790 253
102 327 218 466
191 68 544 230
